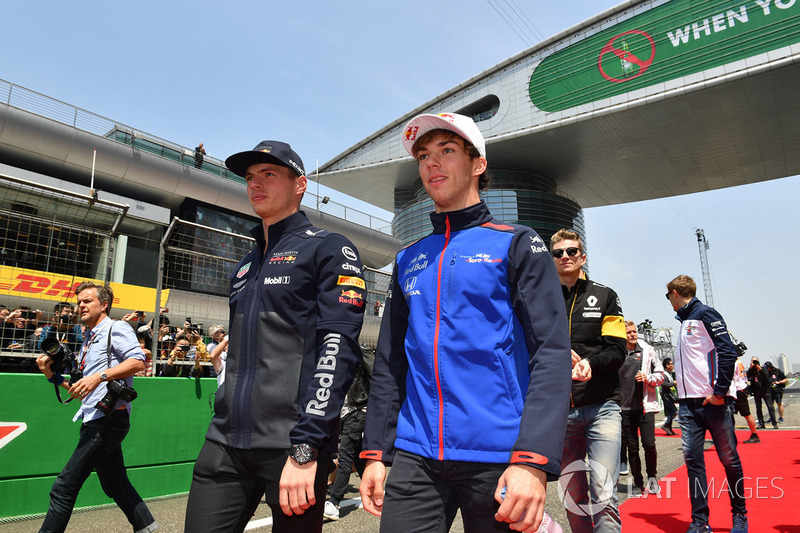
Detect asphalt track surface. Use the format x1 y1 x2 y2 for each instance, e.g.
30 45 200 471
4 386 796 532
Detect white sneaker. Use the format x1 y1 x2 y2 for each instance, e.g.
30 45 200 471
324 500 340 521
620 462 629 475
646 477 661 494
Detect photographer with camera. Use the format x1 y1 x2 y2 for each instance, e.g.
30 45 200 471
746 356 778 429
34 281 158 533
3 306 41 349
158 332 207 378
38 302 83 355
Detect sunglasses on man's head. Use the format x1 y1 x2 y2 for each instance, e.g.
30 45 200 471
551 247 581 259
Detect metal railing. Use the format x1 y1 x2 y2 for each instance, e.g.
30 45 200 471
0 78 394 235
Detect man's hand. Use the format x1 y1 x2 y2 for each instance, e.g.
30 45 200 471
572 359 592 381
703 393 725 406
68 373 103 400
570 350 581 368
36 354 54 379
495 464 547 532
278 456 317 516
359 459 386 517
635 371 646 382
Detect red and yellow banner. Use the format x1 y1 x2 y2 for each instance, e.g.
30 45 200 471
0 265 169 312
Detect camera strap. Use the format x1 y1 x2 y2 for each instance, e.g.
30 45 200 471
53 379 73 404
107 320 115 369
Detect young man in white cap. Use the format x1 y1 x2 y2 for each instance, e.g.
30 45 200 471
184 141 367 532
359 113 571 532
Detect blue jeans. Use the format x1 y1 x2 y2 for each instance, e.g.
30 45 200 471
560 400 622 533
663 397 678 429
678 398 747 524
40 410 156 533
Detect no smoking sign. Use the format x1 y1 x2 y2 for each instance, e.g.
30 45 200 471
598 30 656 83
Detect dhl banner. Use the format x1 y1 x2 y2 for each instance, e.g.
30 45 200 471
0 265 169 312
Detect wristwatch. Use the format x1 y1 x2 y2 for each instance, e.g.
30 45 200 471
290 443 318 465
100 371 109 382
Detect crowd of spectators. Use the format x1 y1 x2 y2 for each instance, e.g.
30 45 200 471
0 302 225 379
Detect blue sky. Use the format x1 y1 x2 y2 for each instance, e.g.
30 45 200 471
3 1 798 369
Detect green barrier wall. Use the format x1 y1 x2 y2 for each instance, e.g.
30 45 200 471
0 373 218 519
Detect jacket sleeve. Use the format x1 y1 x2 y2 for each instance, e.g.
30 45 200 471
642 343 665 386
290 234 366 449
360 264 409 465
508 229 572 481
585 288 626 373
702 307 737 396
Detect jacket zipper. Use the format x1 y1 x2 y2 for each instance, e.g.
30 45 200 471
568 288 578 407
677 322 687 398
433 216 451 460
235 250 265 448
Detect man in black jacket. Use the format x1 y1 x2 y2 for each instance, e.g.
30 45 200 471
184 141 366 533
551 228 626 533
747 357 777 429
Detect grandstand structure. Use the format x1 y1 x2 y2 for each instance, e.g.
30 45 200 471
1 0 799 347
319 0 800 249
0 81 396 348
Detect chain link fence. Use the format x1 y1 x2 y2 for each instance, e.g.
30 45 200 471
0 171 390 374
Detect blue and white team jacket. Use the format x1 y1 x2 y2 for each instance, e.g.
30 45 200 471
675 297 737 400
361 202 571 480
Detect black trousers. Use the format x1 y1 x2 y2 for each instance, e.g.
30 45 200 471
752 390 776 425
381 450 518 533
184 440 331 533
621 409 657 488
329 409 366 505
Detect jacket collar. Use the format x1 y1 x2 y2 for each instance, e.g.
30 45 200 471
250 211 311 253
562 275 587 298
429 201 493 234
675 296 701 321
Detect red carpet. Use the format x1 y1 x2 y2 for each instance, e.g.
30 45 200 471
620 430 800 532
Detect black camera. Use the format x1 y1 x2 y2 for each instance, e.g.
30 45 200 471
95 380 138 415
58 313 71 324
41 337 77 376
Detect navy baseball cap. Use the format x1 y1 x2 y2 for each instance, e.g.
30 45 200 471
225 140 306 178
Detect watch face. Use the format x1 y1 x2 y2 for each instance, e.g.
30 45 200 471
291 444 317 464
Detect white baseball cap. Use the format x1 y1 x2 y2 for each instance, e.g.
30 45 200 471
401 113 486 158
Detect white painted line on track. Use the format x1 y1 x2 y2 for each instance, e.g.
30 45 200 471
244 496 363 530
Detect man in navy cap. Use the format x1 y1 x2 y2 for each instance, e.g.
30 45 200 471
184 141 367 532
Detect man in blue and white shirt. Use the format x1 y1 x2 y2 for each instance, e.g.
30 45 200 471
36 281 157 533
667 274 748 533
